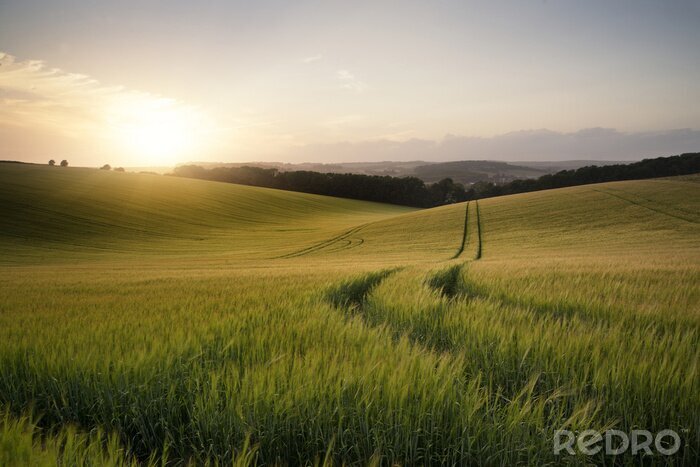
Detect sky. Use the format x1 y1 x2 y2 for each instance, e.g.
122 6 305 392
1 0 699 166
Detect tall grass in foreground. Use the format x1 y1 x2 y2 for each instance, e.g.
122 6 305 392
0 269 607 465
0 410 260 466
0 410 139 466
367 264 699 464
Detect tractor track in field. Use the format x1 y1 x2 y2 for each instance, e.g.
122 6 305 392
275 224 367 258
451 202 470 259
324 199 486 341
325 268 398 316
324 201 486 322
606 187 699 218
594 189 698 224
281 197 484 261
451 200 482 260
324 237 364 253
475 200 482 260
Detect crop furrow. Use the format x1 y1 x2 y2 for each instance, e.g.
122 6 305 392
451 201 470 259
474 200 482 260
426 264 464 299
594 189 698 223
276 224 367 258
325 269 397 313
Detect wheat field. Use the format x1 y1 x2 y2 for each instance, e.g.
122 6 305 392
0 163 698 465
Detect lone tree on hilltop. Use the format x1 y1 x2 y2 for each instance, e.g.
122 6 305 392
101 164 111 170
60 160 69 167
48 159 55 166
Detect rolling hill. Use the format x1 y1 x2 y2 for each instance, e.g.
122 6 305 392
0 162 698 465
0 163 413 262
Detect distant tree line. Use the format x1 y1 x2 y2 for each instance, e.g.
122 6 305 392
46 160 125 171
172 165 455 207
171 152 700 207
468 152 700 199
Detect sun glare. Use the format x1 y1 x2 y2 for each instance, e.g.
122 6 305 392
107 95 208 166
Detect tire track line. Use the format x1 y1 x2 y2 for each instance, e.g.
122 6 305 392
593 189 698 224
606 187 699 218
275 224 367 258
451 201 470 259
475 200 483 260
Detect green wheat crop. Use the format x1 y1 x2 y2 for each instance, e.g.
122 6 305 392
0 163 698 465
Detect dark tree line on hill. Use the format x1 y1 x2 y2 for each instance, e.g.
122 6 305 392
467 152 700 200
172 165 454 207
172 152 700 208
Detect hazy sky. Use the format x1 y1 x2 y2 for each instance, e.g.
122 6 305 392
1 0 699 166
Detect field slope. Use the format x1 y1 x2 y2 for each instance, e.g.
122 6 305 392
0 163 698 465
0 163 413 262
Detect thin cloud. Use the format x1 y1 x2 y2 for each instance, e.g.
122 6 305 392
286 128 700 163
323 114 364 127
336 69 366 93
0 52 203 133
0 51 215 163
301 54 323 64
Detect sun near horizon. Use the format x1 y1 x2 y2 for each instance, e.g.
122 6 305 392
1 1 699 167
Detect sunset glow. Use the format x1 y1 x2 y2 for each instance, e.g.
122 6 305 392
1 1 699 166
107 98 209 166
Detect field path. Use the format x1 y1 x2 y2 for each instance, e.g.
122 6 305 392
276 224 367 258
475 200 482 260
594 188 698 224
451 202 470 259
451 200 482 261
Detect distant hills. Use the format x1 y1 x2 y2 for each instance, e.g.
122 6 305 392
173 153 699 208
412 161 545 184
184 159 629 185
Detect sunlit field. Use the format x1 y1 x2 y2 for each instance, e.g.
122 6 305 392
0 163 698 465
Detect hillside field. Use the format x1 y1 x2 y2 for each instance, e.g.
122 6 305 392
0 162 698 465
